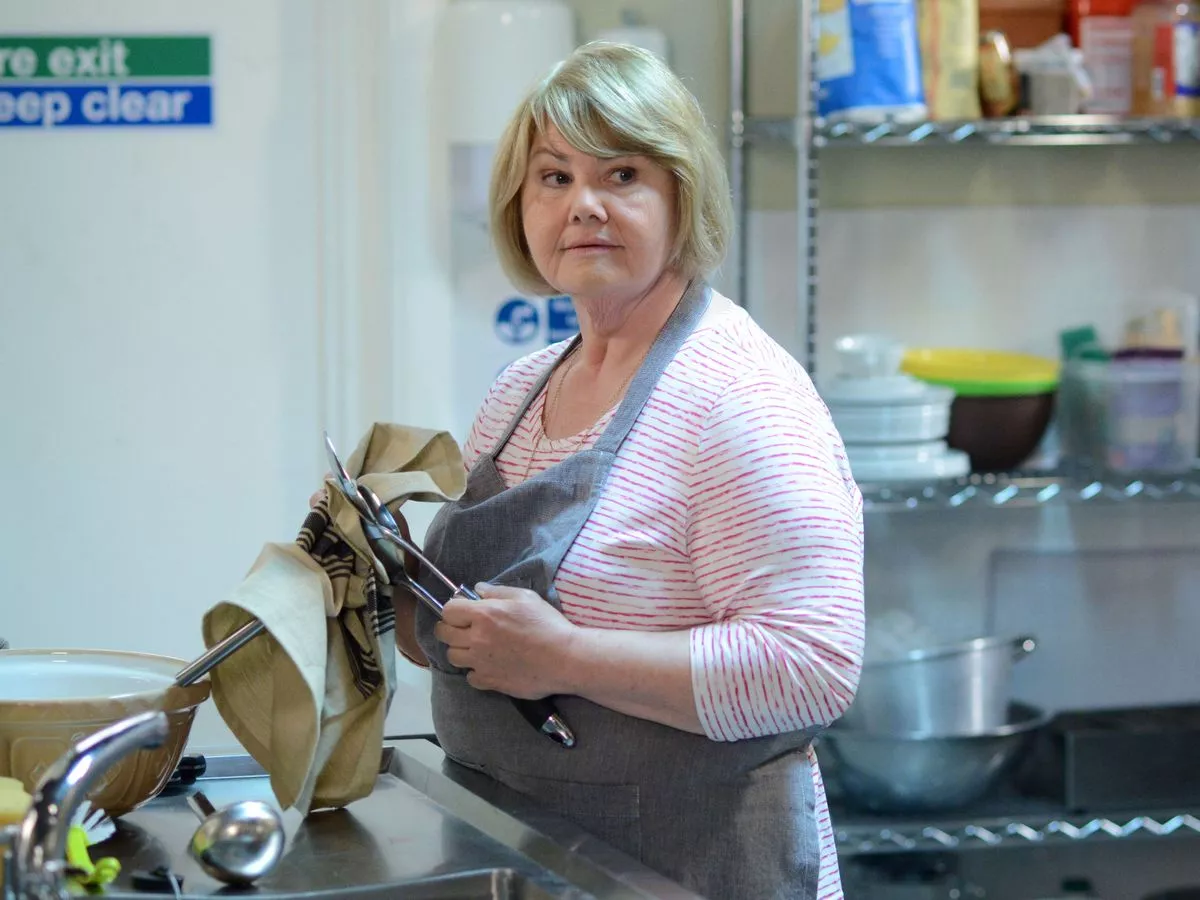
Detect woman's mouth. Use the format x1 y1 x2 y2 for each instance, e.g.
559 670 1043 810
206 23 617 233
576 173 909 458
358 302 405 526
565 243 617 254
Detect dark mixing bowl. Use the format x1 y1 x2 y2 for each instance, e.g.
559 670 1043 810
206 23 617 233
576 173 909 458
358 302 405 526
947 392 1056 472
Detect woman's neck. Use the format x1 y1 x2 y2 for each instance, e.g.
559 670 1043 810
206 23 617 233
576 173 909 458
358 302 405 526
571 270 691 370
540 270 694 441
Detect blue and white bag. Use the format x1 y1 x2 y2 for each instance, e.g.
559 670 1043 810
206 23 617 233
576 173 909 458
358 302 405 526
816 0 927 122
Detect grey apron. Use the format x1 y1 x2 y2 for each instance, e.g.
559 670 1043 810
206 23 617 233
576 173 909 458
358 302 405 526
414 281 826 899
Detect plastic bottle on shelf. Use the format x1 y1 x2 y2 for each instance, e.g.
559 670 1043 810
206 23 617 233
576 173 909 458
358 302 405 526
1130 0 1200 116
1174 0 1200 116
1068 0 1137 113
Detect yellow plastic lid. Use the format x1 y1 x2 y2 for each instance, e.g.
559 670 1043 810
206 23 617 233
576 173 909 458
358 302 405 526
901 348 1061 396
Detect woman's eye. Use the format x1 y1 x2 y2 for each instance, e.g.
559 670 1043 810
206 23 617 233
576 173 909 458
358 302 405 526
613 167 636 183
541 171 570 186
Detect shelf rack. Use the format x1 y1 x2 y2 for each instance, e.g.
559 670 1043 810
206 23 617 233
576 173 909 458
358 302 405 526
726 5 1200 872
832 798 1200 856
726 2 1200 504
858 467 1200 512
745 114 1200 149
727 0 1200 374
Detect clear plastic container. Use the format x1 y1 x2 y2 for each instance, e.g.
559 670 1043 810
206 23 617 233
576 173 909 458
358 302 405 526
1059 357 1200 473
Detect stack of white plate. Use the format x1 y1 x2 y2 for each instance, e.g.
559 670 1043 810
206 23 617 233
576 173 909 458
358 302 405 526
821 335 970 482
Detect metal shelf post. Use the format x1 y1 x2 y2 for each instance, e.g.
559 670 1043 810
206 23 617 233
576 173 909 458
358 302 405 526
728 0 819 374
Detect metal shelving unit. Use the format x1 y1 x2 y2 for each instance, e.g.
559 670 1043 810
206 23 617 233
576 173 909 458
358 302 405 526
859 467 1200 512
745 114 1200 148
832 799 1200 856
727 1 1200 370
726 1 1200 873
725 2 1200 509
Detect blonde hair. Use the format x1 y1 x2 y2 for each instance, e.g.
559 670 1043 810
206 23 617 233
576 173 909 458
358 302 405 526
489 42 733 296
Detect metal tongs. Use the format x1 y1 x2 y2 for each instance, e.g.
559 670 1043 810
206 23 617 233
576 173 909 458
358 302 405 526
322 433 576 749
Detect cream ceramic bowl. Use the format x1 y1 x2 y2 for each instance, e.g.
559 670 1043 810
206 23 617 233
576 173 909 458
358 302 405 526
0 649 211 817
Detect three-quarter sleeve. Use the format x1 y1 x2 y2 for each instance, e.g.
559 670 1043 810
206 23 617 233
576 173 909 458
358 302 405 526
687 369 865 741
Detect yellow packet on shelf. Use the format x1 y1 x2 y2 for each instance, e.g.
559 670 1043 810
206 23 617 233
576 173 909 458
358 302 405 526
918 0 984 118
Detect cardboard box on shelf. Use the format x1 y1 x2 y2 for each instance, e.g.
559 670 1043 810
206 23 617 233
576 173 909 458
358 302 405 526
979 0 1068 48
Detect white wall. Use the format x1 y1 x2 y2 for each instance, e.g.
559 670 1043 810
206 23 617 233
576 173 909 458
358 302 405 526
1 0 314 748
382 0 457 737
0 0 453 748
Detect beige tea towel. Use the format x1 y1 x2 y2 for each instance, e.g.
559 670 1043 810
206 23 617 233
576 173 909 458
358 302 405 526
202 423 465 814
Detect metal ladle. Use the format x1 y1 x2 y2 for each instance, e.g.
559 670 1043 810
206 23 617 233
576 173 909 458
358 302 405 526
187 791 285 887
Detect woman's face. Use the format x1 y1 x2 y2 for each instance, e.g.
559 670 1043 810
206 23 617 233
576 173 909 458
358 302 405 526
520 126 677 303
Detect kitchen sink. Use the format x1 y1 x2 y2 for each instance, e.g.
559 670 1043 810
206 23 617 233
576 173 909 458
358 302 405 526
104 868 588 900
328 868 589 899
88 741 698 899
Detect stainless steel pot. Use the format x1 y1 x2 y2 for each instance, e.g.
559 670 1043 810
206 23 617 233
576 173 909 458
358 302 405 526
843 634 1036 735
822 701 1049 813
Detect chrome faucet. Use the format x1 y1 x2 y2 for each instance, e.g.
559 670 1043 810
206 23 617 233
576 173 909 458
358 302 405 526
1 710 168 900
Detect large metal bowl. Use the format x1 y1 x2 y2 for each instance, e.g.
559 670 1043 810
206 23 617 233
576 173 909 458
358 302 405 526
842 634 1037 735
822 702 1049 813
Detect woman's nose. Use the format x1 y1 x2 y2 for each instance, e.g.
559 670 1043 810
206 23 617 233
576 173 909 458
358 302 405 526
568 184 607 223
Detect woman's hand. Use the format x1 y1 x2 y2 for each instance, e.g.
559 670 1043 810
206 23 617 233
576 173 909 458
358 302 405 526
434 584 577 699
437 585 703 733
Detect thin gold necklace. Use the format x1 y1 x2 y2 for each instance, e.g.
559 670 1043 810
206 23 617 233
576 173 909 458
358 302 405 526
521 344 645 483
547 346 644 440
547 343 581 432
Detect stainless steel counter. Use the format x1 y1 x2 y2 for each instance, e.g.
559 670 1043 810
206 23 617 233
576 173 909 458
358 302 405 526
91 737 703 900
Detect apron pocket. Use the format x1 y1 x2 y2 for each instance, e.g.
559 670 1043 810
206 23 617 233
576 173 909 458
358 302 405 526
493 766 642 860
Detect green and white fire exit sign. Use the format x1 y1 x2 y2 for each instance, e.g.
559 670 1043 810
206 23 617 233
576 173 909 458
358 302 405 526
0 35 212 128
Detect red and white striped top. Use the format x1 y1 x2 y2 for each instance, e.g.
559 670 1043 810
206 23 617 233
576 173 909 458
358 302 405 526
462 294 865 898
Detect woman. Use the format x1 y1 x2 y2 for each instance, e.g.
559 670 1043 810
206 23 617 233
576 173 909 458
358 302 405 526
410 43 863 900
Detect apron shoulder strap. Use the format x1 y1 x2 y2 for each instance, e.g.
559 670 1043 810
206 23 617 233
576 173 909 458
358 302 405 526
485 337 582 460
593 280 711 454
